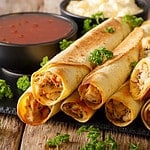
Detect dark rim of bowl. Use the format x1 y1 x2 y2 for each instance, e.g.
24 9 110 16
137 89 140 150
60 0 148 20
0 11 78 47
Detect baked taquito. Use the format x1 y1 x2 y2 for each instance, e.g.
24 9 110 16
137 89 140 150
141 99 150 130
78 27 144 110
140 20 150 50
130 57 150 101
61 91 95 123
105 81 144 127
31 17 131 106
17 87 61 126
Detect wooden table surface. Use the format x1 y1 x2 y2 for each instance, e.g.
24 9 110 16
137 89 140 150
0 1 150 150
0 113 150 150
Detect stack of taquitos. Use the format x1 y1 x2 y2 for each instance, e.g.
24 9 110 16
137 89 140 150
17 87 61 126
78 27 143 110
61 27 144 123
105 81 144 127
31 17 131 106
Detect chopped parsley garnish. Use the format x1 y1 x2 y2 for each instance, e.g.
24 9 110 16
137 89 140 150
17 75 30 91
77 125 117 150
59 39 74 50
105 134 117 150
122 14 144 29
129 143 139 150
46 133 69 149
40 56 49 67
45 125 141 150
89 47 113 65
82 12 105 34
0 79 13 99
105 26 115 33
130 61 138 70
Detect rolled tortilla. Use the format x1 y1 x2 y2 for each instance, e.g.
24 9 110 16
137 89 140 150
130 57 150 101
78 27 144 110
141 99 150 130
17 87 61 126
105 81 144 127
140 20 150 50
31 17 131 106
61 91 95 123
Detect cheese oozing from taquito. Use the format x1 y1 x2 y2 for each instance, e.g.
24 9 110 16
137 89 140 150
105 81 144 127
141 99 150 131
78 27 144 110
17 87 61 126
130 57 150 101
31 17 131 106
61 91 95 123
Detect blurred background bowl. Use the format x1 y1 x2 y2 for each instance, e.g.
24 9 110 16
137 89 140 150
0 12 78 74
60 0 149 34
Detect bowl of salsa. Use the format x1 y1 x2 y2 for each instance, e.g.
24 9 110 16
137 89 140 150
0 12 78 74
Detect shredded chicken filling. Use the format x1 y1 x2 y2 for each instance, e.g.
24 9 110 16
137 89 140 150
63 102 84 119
25 94 50 122
33 71 63 101
135 63 150 91
82 84 102 107
106 99 131 123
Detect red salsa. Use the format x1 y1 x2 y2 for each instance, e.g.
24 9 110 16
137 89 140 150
0 13 73 44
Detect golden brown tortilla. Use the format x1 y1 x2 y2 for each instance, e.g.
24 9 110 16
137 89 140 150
31 17 131 106
105 81 144 127
78 27 143 110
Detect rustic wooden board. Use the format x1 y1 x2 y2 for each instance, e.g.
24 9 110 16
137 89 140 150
104 131 150 150
0 114 24 150
19 119 150 150
20 120 103 150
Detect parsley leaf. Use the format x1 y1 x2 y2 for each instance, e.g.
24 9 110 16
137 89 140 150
82 12 105 34
0 79 13 99
17 75 30 91
122 14 144 30
89 47 113 65
59 39 74 50
40 56 49 67
46 133 69 149
105 26 115 33
129 143 139 150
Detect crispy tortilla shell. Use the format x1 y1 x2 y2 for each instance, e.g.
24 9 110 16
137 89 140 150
105 81 144 127
78 28 144 110
17 87 61 126
61 91 95 123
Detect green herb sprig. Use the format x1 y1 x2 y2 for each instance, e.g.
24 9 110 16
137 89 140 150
0 79 13 99
77 125 117 150
105 26 115 33
40 56 49 67
105 134 117 150
46 133 69 150
89 47 113 65
46 125 140 150
129 143 139 150
82 12 105 34
130 61 138 70
16 75 30 91
122 14 144 30
59 39 74 51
